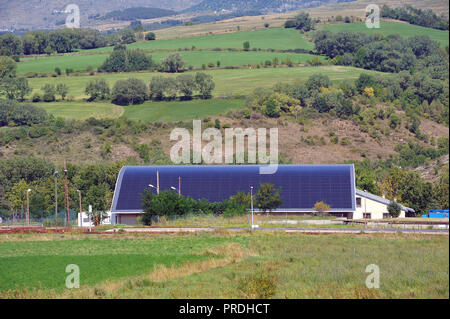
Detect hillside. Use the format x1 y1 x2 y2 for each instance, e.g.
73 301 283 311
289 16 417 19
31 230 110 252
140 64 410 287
184 0 356 13
0 0 201 30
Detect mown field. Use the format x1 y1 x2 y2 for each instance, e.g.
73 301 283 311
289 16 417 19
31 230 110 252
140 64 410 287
319 21 449 47
27 66 380 122
0 232 448 298
85 28 315 52
29 66 379 100
17 28 317 75
18 51 320 75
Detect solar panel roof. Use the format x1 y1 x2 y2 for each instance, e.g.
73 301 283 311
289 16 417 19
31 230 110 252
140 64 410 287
111 164 356 213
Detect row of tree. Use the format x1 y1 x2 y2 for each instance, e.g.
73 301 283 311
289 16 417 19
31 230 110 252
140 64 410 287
140 183 282 225
381 4 449 30
314 31 447 76
0 27 151 57
105 72 215 105
99 46 186 73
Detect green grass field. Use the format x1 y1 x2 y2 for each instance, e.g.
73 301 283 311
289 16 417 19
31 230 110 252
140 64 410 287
35 101 124 120
35 99 245 122
83 28 315 53
124 98 246 122
0 233 448 298
28 66 379 100
319 21 449 47
0 235 245 292
18 51 320 75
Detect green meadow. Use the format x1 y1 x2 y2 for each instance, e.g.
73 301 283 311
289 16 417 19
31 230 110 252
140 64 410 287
28 66 379 100
0 235 246 292
35 99 245 122
83 28 315 53
1 233 447 298
18 50 321 75
123 98 246 122
319 21 449 47
35 101 124 120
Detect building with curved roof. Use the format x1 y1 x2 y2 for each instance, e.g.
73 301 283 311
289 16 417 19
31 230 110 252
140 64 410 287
110 164 413 225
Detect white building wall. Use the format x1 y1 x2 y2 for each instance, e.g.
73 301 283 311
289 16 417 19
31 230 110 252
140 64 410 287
355 196 406 220
77 212 111 227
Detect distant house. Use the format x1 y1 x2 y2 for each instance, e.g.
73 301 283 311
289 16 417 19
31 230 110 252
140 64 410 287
110 165 414 225
355 189 414 220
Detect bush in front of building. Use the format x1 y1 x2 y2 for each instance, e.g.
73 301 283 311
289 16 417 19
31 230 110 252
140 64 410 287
313 201 331 216
387 201 402 218
140 188 254 225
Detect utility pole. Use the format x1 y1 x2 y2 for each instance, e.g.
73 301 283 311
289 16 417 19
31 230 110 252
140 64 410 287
54 170 58 220
178 176 181 197
77 190 82 226
64 161 70 226
26 189 31 226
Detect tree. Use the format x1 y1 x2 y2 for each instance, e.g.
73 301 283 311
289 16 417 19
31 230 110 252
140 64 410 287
160 53 185 73
98 49 127 73
48 29 79 53
284 12 314 31
2 77 32 101
0 56 16 79
84 183 111 226
195 72 215 99
306 73 331 92
56 83 69 100
264 98 280 118
5 179 29 220
0 33 23 57
149 76 166 100
433 165 449 209
243 41 250 51
145 32 156 41
85 79 110 101
41 84 56 102
125 49 153 72
120 29 136 44
176 74 196 99
256 183 282 213
387 201 402 218
112 78 147 105
140 190 194 225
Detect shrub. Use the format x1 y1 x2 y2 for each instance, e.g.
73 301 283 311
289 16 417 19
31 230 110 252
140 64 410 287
256 183 282 213
313 201 331 216
160 53 185 73
111 78 147 105
195 72 215 99
387 201 401 218
85 79 110 101
145 32 156 41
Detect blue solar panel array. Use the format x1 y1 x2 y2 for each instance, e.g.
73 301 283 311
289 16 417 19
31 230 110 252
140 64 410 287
111 165 356 212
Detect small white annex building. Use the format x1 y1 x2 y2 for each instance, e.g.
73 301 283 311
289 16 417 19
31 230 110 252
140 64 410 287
77 212 111 227
354 189 414 220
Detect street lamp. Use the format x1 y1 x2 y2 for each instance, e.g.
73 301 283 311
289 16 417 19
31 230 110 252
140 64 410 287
148 184 157 194
26 189 31 226
170 186 181 197
250 186 254 229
